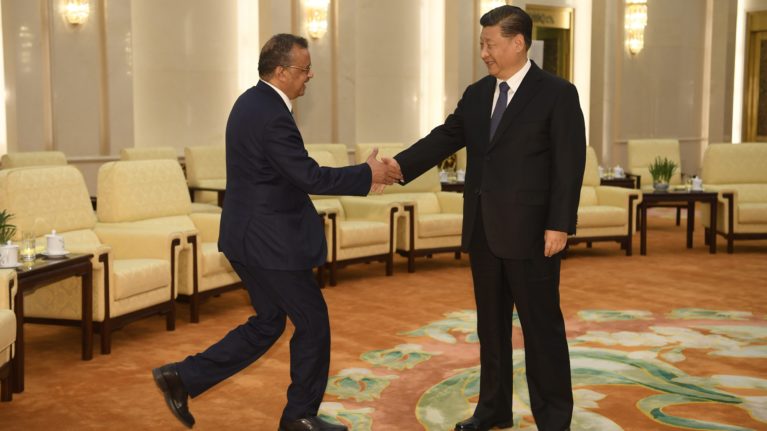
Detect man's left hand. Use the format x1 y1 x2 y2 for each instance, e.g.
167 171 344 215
544 230 568 257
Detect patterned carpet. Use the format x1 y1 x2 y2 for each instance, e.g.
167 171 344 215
0 208 765 430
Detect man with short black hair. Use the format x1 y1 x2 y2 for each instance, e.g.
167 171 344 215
152 33 401 431
386 6 584 431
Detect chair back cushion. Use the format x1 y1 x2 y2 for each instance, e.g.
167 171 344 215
185 145 226 186
0 166 96 237
305 144 350 166
627 139 683 185
120 147 178 161
1 151 67 169
702 143 767 185
97 160 191 222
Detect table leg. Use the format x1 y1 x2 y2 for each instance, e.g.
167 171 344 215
217 191 225 207
709 197 717 254
81 266 93 361
12 287 23 393
686 201 695 248
640 203 648 255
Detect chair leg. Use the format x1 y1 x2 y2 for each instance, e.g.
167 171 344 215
676 207 681 226
704 228 710 245
385 254 393 276
166 300 176 331
587 241 593 248
408 249 415 273
727 234 734 254
100 318 112 355
454 251 461 260
1 368 12 402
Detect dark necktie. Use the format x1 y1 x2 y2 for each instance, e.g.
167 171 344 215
489 81 510 141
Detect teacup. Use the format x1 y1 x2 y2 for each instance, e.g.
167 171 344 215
457 169 466 182
0 241 19 267
46 230 66 255
691 177 703 191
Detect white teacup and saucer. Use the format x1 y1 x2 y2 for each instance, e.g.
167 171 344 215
42 230 69 259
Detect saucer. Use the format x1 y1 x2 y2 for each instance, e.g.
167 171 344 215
42 250 69 258
0 263 22 269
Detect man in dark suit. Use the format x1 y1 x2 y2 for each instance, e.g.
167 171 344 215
385 6 585 431
152 34 401 431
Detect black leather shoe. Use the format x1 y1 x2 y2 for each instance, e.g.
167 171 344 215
455 416 514 431
278 416 348 431
152 364 195 428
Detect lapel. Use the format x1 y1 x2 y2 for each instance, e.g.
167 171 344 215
476 76 495 149
487 61 545 152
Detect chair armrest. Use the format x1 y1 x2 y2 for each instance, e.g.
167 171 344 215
595 186 643 208
339 197 400 221
189 212 222 243
0 269 16 311
436 192 463 213
699 185 736 205
94 225 184 260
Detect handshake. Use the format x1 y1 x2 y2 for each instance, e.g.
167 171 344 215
366 148 403 194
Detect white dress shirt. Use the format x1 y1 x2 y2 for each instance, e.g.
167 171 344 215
490 59 531 117
261 80 293 112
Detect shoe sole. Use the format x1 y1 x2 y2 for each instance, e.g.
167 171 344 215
152 368 195 429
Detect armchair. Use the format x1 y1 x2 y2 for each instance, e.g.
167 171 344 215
307 148 399 286
700 143 767 253
0 151 67 169
97 160 240 323
627 138 685 226
369 167 463 272
354 143 406 163
569 146 642 255
0 269 16 401
305 143 351 166
185 145 226 208
0 166 182 354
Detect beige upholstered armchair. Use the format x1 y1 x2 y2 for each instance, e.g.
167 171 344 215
97 160 240 322
120 147 178 161
627 139 685 226
369 167 463 272
1 269 16 402
0 151 67 169
569 147 642 255
185 145 226 208
0 166 182 354
307 148 399 286
700 143 767 253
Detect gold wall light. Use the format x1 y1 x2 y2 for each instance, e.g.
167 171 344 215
305 0 329 39
625 0 647 55
62 0 90 27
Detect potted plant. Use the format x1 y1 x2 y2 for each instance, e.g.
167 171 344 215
648 156 678 192
0 210 16 244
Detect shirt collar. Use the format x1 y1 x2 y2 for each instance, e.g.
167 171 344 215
497 58 531 93
261 79 293 112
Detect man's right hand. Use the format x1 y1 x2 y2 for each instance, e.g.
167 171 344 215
366 148 403 185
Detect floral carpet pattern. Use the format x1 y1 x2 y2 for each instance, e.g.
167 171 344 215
319 309 767 430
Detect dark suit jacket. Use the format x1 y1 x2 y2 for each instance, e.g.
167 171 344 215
394 62 586 259
219 81 372 270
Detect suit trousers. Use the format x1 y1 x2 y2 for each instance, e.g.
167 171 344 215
469 205 573 431
175 260 331 421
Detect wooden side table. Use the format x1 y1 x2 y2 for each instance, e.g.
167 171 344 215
639 191 718 255
12 253 93 393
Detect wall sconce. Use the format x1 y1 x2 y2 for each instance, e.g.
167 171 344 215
62 0 90 27
305 0 330 39
625 0 647 55
480 0 507 15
